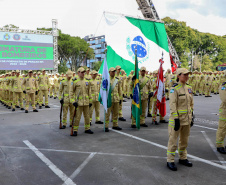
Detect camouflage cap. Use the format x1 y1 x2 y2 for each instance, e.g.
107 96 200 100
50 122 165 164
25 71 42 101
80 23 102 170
90 70 98 75
16 70 20 73
176 68 191 75
28 70 32 73
41 69 45 72
115 65 121 70
109 67 116 72
140 66 146 71
77 67 85 72
66 70 73 77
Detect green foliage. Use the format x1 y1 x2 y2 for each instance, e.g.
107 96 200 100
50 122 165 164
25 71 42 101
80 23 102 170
163 17 226 71
92 61 102 71
201 55 213 72
58 61 68 74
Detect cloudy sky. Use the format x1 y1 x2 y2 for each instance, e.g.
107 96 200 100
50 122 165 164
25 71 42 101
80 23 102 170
0 0 225 37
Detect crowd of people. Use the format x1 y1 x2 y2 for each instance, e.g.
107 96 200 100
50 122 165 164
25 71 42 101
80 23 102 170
0 66 226 171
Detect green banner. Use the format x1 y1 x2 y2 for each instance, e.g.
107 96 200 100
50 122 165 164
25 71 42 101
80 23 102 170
0 45 54 60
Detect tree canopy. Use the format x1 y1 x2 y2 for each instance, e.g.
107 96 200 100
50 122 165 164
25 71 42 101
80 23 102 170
163 17 226 71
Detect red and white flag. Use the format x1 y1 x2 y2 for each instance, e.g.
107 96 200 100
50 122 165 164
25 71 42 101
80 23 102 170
155 58 166 117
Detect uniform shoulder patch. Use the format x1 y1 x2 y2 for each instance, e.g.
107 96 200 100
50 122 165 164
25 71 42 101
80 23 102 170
170 89 175 93
115 77 119 79
172 83 178 87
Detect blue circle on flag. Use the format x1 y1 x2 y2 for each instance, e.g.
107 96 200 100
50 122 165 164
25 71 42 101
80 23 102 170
102 79 108 90
131 36 147 58
133 84 139 104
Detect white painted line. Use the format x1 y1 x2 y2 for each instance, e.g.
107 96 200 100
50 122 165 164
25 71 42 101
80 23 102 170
0 145 167 159
63 153 96 185
194 125 217 131
201 131 226 166
23 140 76 185
110 129 226 171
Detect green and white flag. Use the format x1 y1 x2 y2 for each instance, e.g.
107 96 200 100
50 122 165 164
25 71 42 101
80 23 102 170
99 12 170 75
98 57 112 111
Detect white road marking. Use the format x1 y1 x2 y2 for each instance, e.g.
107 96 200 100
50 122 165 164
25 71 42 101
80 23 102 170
0 145 167 159
23 140 76 185
63 153 96 185
201 131 226 166
110 129 226 171
194 125 217 131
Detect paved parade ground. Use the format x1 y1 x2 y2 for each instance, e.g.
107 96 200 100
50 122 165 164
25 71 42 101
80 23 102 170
0 95 226 185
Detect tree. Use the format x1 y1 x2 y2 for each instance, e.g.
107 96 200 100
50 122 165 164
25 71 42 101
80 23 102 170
201 55 213 72
58 61 68 74
92 61 102 71
162 17 226 71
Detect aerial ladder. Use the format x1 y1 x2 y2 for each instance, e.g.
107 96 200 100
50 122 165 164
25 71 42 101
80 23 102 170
136 0 180 68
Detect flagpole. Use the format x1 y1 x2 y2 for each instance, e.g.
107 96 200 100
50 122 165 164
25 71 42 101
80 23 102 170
104 110 106 132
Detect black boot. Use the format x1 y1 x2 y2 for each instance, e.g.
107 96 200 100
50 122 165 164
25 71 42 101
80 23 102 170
123 99 127 102
45 105 50 108
8 106 11 109
70 131 77 136
12 108 15 112
54 97 56 99
85 129 94 134
131 125 137 128
160 120 168 123
217 147 226 154
112 126 122 130
39 106 42 109
25 110 28 113
95 121 103 124
33 109 38 112
140 124 148 127
60 125 66 129
105 128 109 132
147 113 152 117
21 108 25 110
119 117 126 121
16 106 20 108
152 121 159 125
167 162 177 171
179 159 193 167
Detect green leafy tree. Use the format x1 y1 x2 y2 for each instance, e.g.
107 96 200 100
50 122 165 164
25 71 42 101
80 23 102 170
92 61 102 71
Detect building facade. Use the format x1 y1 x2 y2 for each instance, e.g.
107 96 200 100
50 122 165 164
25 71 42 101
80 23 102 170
83 35 106 68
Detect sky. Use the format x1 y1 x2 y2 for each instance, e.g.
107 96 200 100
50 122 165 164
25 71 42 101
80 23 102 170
0 0 225 38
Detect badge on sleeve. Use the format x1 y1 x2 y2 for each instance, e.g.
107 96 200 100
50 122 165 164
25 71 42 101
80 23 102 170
221 86 225 90
188 88 192 94
170 89 174 93
86 82 88 86
71 82 73 85
97 82 99 85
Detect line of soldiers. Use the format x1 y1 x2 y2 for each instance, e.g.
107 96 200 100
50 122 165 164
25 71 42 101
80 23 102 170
0 69 65 113
164 69 226 98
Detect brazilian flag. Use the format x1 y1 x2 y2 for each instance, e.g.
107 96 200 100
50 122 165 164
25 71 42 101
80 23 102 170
132 52 141 129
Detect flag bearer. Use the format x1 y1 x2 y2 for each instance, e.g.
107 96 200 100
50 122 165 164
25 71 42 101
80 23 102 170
131 67 151 128
104 67 122 132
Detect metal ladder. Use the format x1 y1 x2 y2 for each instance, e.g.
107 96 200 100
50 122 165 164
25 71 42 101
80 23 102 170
136 0 180 66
